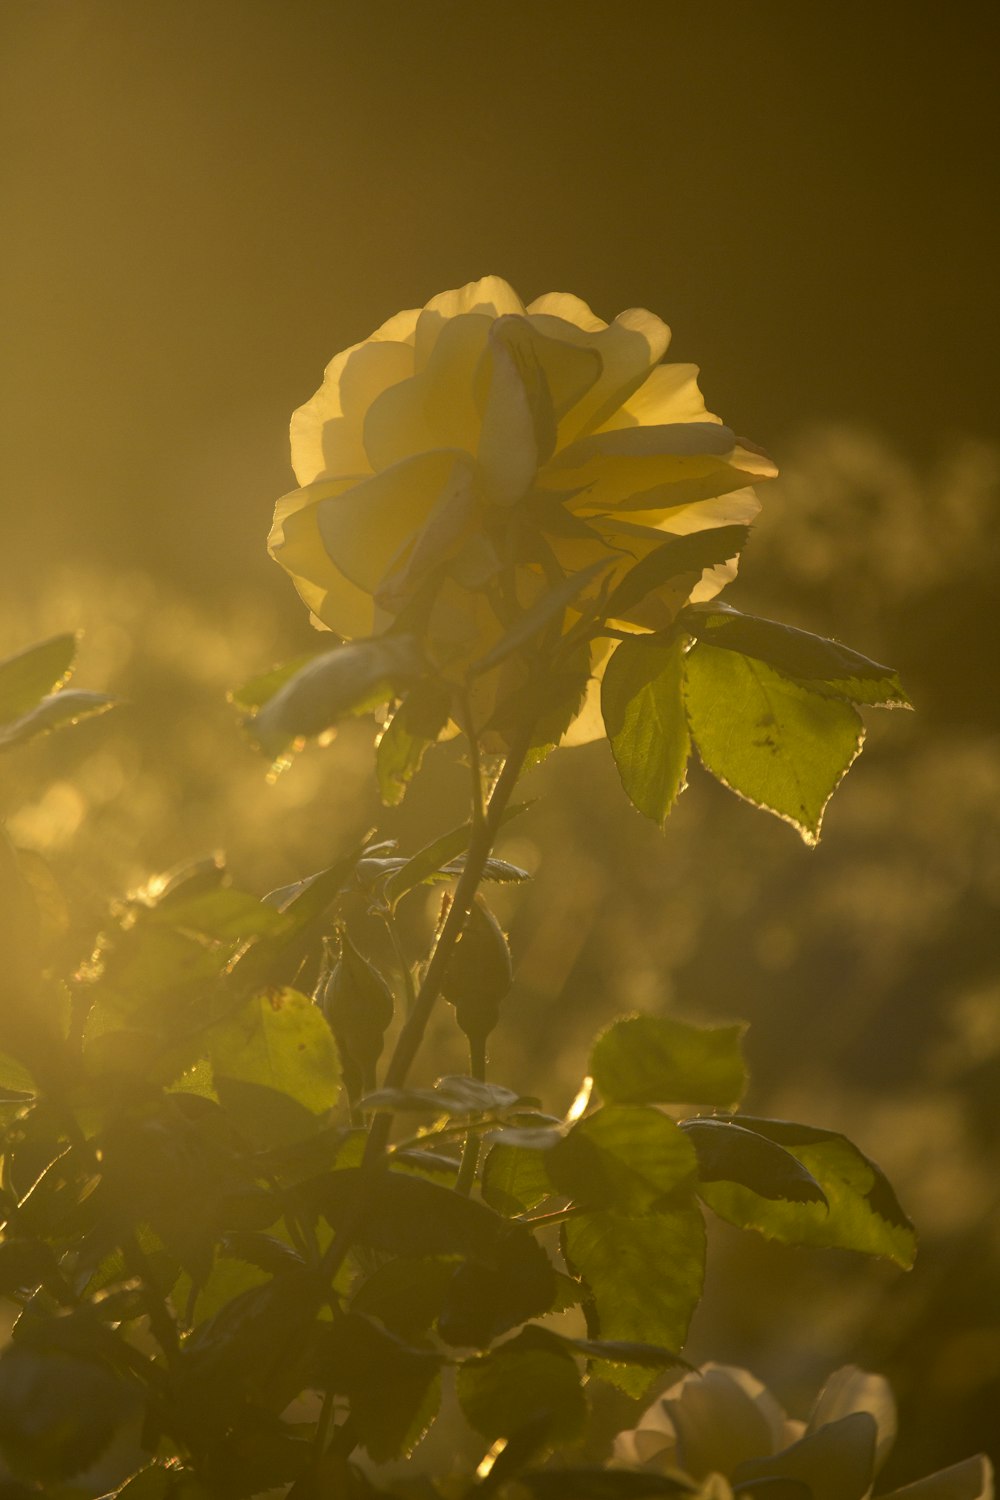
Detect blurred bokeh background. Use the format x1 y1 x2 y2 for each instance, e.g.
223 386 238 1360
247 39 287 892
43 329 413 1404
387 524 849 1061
2 0 998 1481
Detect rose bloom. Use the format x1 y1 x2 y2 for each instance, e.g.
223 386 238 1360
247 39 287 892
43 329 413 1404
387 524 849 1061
269 277 776 740
612 1362 993 1500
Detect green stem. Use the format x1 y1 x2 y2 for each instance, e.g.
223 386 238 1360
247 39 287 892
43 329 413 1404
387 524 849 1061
455 1032 488 1196
318 712 536 1285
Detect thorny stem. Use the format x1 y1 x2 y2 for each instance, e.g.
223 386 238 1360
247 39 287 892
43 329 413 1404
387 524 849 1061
318 708 536 1285
381 907 418 1016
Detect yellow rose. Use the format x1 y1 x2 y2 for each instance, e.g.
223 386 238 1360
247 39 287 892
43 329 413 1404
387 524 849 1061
269 276 775 738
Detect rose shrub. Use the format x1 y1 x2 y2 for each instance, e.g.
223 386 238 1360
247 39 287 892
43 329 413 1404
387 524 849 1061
269 276 776 738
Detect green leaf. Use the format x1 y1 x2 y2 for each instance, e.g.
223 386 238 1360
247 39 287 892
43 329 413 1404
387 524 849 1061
525 1323 691 1373
681 1118 828 1204
148 885 291 943
0 690 116 751
591 1014 747 1108
456 1327 586 1448
311 1312 443 1462
383 801 530 908
482 1140 554 1217
180 1267 324 1414
207 987 341 1149
601 635 690 824
547 1106 696 1211
684 603 911 708
606 525 751 621
242 636 423 760
437 1225 556 1347
366 1076 525 1116
228 653 321 711
684 643 865 845
351 1257 458 1342
0 1344 137 1482
562 1205 705 1397
699 1116 916 1268
0 635 77 724
375 679 453 805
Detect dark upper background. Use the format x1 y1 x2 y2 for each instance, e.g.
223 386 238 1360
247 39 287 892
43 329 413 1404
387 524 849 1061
2 0 1000 1481
1 0 998 590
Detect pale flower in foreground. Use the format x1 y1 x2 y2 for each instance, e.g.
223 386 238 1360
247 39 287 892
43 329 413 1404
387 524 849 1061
612 1362 993 1500
269 277 775 740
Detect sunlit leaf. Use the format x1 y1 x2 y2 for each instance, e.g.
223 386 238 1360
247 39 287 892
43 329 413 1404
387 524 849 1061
607 525 751 620
547 1106 696 1211
0 690 116 751
684 603 911 708
241 635 423 760
482 1140 555 1217
207 987 341 1148
562 1205 706 1396
601 634 690 824
375 678 453 805
0 634 77 725
591 1014 747 1108
699 1116 916 1268
684 643 865 845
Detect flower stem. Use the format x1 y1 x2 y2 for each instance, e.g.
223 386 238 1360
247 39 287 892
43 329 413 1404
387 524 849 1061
455 1032 488 1196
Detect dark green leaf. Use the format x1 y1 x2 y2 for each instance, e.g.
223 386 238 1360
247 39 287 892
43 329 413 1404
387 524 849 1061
311 1312 443 1462
375 679 453 806
547 1106 696 1211
684 643 865 845
0 1345 137 1482
318 1167 514 1261
219 1231 306 1277
699 1116 916 1268
563 1205 705 1397
0 635 77 724
180 1268 324 1412
682 1119 828 1204
437 1225 556 1347
591 1014 747 1108
601 635 690 824
684 603 911 708
351 1257 458 1341
0 1239 59 1297
607 525 751 620
456 1327 586 1448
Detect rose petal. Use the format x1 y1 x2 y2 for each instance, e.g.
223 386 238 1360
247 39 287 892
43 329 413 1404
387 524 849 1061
807 1366 896 1475
414 275 526 369
880 1455 994 1500
316 450 467 593
268 484 375 637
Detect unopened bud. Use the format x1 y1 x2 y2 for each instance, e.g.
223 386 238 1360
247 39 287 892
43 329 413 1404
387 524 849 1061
441 897 512 1044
